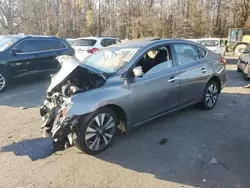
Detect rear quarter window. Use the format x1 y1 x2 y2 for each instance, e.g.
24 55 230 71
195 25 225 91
197 47 207 59
73 39 97 46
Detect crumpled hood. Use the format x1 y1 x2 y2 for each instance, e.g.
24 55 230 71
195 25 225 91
47 58 79 92
47 57 105 93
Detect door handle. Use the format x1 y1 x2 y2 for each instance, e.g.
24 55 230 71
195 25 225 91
168 77 177 83
201 68 207 73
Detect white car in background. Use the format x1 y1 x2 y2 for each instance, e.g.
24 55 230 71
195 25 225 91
72 37 121 61
196 38 226 57
66 38 77 46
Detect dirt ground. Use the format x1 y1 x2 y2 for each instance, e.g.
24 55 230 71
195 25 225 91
0 56 250 188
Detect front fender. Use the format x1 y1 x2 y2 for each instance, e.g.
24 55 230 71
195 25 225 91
65 85 130 118
0 62 8 73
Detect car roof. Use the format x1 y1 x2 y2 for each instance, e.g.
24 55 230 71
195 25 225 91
112 38 195 47
196 38 221 41
2 35 60 40
77 37 118 40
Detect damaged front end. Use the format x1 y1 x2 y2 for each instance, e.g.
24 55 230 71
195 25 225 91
40 93 79 147
40 57 106 148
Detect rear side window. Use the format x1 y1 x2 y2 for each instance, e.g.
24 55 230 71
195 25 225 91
101 39 108 47
173 44 199 65
15 39 66 53
101 39 116 47
73 39 97 46
110 39 117 45
197 47 207 59
38 40 66 51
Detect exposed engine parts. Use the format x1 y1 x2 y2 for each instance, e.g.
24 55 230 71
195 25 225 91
61 78 93 97
40 64 106 149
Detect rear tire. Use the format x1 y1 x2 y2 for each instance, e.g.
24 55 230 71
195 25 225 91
243 73 250 81
198 80 219 110
237 59 243 72
243 64 250 81
76 108 118 155
0 71 9 93
237 66 242 72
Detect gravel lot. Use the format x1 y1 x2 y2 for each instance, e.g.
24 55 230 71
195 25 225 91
0 56 250 188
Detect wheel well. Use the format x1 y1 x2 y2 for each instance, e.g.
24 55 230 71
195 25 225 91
209 76 221 93
0 64 7 73
104 104 127 133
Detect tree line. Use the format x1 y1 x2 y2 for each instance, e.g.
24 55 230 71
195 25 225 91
0 0 250 39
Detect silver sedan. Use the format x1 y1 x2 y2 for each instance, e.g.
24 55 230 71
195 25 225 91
40 39 227 154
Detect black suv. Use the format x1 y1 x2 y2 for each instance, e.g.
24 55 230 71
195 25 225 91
0 35 74 92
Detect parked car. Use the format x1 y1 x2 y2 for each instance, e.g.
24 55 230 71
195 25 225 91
72 37 121 61
186 39 198 43
0 35 74 92
237 44 250 80
66 38 77 46
40 39 227 154
196 38 226 57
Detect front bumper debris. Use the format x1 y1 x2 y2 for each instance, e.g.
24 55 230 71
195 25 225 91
40 98 79 147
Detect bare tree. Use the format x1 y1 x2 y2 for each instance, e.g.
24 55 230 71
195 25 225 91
0 0 249 38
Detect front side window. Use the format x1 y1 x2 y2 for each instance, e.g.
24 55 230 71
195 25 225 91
173 44 199 65
14 40 37 53
82 47 140 74
135 46 173 75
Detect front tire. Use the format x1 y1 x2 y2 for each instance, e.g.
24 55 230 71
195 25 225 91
198 80 219 110
76 108 118 155
237 66 242 72
237 59 243 72
0 71 9 93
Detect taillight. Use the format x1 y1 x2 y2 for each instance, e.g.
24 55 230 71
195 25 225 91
221 58 226 65
87 48 99 54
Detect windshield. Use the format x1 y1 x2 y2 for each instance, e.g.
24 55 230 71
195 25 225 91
197 40 219 47
82 47 141 74
73 39 97 46
0 36 21 51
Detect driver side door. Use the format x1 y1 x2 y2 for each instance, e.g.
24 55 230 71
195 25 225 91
128 45 181 126
8 40 38 76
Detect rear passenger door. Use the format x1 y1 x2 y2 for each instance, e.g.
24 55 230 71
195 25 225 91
33 39 67 70
172 43 209 105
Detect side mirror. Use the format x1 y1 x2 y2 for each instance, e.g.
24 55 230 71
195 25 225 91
10 48 23 55
133 66 143 77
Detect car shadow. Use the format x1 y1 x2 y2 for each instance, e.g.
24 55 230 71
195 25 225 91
0 75 50 108
93 91 250 188
0 138 54 161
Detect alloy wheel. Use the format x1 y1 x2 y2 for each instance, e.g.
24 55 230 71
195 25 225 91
0 73 6 90
205 84 218 108
85 113 116 151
